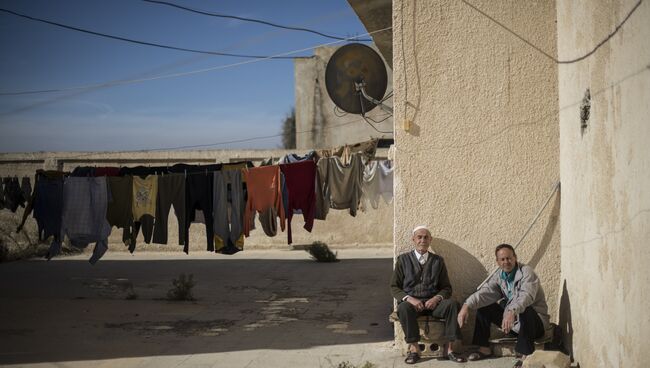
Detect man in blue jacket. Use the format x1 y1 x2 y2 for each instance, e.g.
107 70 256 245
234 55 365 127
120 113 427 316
458 243 550 367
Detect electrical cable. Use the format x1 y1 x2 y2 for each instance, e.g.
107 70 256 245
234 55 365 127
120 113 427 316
142 0 372 42
459 0 644 64
333 105 348 117
358 93 393 134
0 26 393 96
475 181 561 290
0 8 304 60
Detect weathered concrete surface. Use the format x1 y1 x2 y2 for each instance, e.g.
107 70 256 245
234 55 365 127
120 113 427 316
347 0 393 68
0 249 515 368
391 0 560 344
523 350 570 368
556 1 650 367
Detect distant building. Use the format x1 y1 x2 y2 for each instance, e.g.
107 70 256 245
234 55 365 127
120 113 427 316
293 45 393 149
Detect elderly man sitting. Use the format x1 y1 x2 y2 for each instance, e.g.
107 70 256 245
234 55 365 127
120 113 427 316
458 243 550 368
390 226 465 364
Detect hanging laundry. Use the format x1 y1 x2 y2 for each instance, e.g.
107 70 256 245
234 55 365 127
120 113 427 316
257 171 289 238
278 151 329 221
2 177 26 212
243 165 285 237
317 138 378 165
184 173 214 253
153 174 186 246
106 176 134 247
28 172 65 243
94 167 120 177
58 177 112 264
318 153 364 217
280 160 316 244
20 176 32 202
71 167 95 177
0 178 5 210
129 175 158 250
213 170 245 253
362 160 394 210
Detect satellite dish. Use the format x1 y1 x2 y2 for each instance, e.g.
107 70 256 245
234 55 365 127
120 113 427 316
325 43 391 115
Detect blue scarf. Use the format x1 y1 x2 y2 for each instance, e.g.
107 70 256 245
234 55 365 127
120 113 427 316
500 264 518 300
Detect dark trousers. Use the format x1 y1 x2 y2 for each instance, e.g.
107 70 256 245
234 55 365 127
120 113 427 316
472 303 544 355
397 298 462 344
153 174 186 245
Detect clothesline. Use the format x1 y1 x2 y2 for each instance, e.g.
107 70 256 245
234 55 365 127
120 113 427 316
8 139 394 265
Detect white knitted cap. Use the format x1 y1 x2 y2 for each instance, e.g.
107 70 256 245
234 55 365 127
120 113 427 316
412 225 430 235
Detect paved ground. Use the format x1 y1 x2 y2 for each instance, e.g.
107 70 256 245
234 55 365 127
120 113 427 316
0 248 516 368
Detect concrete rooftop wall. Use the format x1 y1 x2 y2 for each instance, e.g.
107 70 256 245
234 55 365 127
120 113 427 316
557 1 650 366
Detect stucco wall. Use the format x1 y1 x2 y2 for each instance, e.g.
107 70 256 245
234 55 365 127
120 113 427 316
294 46 393 149
557 1 650 366
0 149 392 254
392 0 560 341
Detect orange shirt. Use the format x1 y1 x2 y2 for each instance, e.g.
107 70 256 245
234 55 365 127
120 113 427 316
243 166 285 236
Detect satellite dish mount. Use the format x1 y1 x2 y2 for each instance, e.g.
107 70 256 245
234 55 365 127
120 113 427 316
325 43 392 117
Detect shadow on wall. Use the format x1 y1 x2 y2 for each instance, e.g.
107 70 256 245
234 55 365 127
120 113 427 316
430 238 487 302
559 279 574 361
528 193 560 269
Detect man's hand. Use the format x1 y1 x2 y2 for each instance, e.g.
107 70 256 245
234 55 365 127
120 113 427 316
501 310 515 333
406 296 425 312
457 304 470 328
424 296 441 310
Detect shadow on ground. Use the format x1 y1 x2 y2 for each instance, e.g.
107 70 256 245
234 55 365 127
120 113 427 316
0 255 394 365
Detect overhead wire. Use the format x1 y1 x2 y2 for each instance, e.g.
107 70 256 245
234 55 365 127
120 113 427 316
0 26 393 97
0 8 303 60
141 0 372 42
459 0 645 64
0 8 356 116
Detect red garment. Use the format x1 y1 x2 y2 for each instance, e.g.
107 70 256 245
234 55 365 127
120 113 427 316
280 160 316 244
243 166 285 237
94 167 120 177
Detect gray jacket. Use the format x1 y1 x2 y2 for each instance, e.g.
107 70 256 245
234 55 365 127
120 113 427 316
464 262 550 331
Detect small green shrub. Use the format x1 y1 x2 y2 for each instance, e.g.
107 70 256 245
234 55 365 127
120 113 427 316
335 361 376 368
166 273 196 301
306 241 339 262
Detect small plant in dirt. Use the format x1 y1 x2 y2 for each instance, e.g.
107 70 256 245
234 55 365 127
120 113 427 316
166 273 196 301
125 285 138 300
334 361 376 368
306 241 339 262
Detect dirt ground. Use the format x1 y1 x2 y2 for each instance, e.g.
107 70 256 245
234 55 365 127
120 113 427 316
0 248 515 368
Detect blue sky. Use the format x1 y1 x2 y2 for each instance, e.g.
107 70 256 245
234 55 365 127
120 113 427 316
0 0 371 152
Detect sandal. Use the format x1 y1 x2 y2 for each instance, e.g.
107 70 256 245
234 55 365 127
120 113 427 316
447 352 467 363
405 351 420 364
467 351 493 361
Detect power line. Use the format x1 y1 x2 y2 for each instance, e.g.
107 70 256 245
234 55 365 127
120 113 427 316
142 0 372 42
0 8 302 60
459 0 644 64
0 26 393 97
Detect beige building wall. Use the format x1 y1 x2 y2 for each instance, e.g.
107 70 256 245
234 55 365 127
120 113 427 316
0 149 392 255
294 46 393 149
392 0 560 340
556 1 650 366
